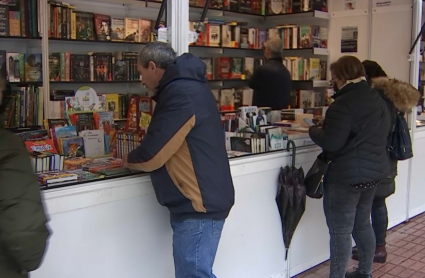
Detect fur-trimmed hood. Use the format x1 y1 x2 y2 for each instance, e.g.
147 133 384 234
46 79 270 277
371 77 420 113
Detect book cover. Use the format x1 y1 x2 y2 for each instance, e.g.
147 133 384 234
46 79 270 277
106 94 120 119
299 26 312 48
93 111 114 134
24 54 42 82
113 60 127 81
94 13 111 41
75 11 95 40
38 170 78 184
124 17 139 42
6 52 19 82
0 5 9 36
49 53 61 81
207 24 220 47
200 57 213 80
230 57 243 79
19 129 49 141
94 53 111 81
220 89 235 111
25 139 58 153
70 54 90 81
111 17 125 41
0 50 6 79
80 129 105 158
138 19 151 43
54 125 77 138
61 136 85 157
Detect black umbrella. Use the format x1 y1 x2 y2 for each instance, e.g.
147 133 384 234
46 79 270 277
277 140 306 276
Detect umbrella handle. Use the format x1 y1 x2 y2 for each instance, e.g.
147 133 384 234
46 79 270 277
287 140 296 167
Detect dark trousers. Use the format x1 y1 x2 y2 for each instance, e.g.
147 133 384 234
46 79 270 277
372 198 388 246
324 183 377 278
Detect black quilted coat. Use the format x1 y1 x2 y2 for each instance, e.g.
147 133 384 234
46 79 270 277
371 77 420 198
309 80 391 185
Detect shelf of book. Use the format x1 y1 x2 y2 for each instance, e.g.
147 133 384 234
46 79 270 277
189 46 329 56
39 170 144 190
51 81 141 84
189 5 329 26
0 36 42 40
48 38 148 45
208 79 329 88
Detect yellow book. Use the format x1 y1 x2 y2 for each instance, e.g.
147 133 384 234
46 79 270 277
105 94 121 119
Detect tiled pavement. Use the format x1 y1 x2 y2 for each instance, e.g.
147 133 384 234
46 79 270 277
295 213 425 278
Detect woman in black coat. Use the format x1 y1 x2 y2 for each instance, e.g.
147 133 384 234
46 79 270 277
350 61 420 264
309 56 391 278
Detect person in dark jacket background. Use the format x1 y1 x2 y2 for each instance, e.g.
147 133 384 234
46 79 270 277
249 38 292 110
350 60 420 264
125 42 235 278
309 56 391 278
0 76 50 278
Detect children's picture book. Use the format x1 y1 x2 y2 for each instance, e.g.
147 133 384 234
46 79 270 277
93 111 114 134
25 139 58 154
61 137 85 158
54 125 78 139
19 129 49 141
65 87 106 113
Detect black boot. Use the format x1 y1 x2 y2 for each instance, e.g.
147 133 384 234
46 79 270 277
345 270 372 278
352 245 387 264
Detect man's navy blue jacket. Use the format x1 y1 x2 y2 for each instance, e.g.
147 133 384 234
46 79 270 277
127 53 235 221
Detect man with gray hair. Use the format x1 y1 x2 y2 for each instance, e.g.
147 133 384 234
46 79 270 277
249 37 292 110
126 42 235 278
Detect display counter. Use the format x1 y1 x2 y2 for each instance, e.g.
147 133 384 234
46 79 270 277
32 144 411 278
408 127 425 218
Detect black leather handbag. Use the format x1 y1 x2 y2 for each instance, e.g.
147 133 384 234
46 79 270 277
304 152 330 199
305 97 383 199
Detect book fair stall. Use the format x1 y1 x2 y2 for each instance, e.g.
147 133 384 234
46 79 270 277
0 0 423 277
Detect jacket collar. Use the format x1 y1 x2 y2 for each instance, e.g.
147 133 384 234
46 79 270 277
332 77 367 100
266 57 283 63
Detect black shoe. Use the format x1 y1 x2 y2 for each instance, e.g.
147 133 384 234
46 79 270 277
345 270 372 278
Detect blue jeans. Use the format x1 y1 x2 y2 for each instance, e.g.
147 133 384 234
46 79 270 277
324 183 377 278
171 218 225 278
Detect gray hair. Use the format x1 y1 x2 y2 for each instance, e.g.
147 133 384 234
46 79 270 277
138 41 177 69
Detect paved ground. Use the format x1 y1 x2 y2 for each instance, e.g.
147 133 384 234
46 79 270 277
295 213 425 278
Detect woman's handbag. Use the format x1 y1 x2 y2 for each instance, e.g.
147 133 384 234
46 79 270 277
304 152 330 199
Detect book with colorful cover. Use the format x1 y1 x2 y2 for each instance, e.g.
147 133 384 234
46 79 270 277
93 111 114 134
60 136 85 158
19 129 49 141
25 139 58 154
67 169 104 181
63 157 93 171
54 125 78 139
38 170 78 184
94 14 112 41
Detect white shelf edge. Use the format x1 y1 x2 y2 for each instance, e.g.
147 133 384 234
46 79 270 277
313 10 330 19
312 80 329 88
312 48 329 56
